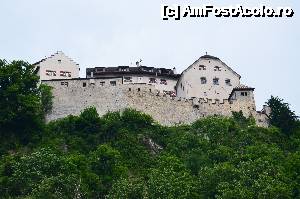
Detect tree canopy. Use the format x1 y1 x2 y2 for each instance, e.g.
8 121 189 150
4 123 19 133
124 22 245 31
267 96 299 136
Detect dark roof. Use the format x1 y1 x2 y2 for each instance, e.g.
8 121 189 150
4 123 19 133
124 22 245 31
233 84 255 91
200 55 220 60
41 76 123 82
86 66 180 79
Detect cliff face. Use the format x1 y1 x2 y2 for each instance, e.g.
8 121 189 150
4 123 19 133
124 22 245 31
43 79 268 127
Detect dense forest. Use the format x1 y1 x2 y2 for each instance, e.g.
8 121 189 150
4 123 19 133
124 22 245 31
0 60 300 199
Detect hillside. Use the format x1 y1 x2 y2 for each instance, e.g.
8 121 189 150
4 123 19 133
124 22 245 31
0 107 299 198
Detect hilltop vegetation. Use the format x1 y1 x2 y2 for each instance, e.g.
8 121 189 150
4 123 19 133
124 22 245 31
0 60 300 198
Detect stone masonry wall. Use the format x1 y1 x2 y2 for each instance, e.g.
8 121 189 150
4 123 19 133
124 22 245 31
44 79 268 127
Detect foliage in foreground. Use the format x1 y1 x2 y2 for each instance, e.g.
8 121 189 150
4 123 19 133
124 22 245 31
0 107 299 199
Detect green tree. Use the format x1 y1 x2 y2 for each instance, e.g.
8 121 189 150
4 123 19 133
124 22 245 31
39 84 53 115
232 110 255 128
147 155 198 199
0 60 43 148
89 144 128 196
267 96 298 136
0 148 86 198
107 177 147 199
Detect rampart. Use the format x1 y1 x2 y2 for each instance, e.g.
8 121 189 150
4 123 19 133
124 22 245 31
43 79 268 127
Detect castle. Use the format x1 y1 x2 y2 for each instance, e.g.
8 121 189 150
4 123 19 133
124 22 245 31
34 51 269 126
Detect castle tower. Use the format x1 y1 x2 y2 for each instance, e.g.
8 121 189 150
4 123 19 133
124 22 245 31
229 84 257 116
176 55 241 100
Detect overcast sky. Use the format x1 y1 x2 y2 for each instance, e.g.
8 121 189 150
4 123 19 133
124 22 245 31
1 0 299 115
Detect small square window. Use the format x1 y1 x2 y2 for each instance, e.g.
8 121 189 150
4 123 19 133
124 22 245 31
225 79 231 86
58 60 62 63
241 92 248 96
200 77 207 84
213 78 219 85
214 66 221 71
124 77 132 82
149 78 156 83
100 81 105 86
199 65 206 70
110 81 116 86
83 82 87 87
160 79 167 85
61 82 68 86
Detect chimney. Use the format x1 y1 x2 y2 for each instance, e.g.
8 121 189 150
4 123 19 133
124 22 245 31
172 67 177 74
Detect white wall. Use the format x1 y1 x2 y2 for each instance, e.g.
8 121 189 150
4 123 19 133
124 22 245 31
122 75 177 92
35 51 80 80
176 57 241 100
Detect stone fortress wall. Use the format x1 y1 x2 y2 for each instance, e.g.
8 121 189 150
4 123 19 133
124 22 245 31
44 79 269 127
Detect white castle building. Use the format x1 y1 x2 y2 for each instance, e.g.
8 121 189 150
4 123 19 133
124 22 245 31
35 51 269 126
34 51 80 81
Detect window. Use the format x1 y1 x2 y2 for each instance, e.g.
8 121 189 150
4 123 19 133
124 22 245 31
58 59 61 63
200 77 207 84
129 88 131 91
96 68 105 72
60 71 71 77
100 81 105 86
124 77 132 82
241 92 248 96
119 68 129 72
61 82 68 86
225 79 232 86
138 88 140 92
110 81 116 86
160 79 167 85
46 70 56 76
214 66 221 71
213 78 219 85
83 82 86 87
199 65 206 70
149 78 156 83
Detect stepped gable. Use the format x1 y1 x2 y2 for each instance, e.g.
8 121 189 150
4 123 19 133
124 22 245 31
33 51 79 66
